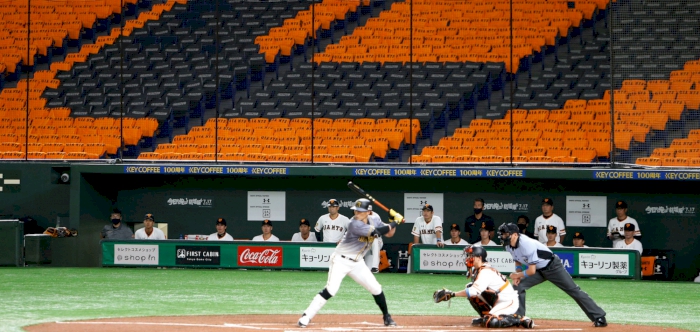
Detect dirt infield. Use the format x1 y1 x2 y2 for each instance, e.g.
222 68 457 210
24 314 689 332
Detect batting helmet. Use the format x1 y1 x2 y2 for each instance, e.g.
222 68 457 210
351 198 371 212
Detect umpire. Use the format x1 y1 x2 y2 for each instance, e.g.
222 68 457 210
497 223 608 327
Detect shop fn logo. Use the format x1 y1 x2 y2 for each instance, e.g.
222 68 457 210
0 171 21 193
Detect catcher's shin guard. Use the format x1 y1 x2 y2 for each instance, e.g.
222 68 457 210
468 296 490 317
482 314 521 328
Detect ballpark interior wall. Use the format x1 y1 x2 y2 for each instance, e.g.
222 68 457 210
1 163 698 280
106 174 699 280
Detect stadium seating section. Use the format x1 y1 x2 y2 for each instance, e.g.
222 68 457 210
1 0 700 166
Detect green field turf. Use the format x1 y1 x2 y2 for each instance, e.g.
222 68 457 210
1 267 698 332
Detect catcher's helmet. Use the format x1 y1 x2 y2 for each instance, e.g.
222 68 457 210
351 198 372 212
465 245 487 260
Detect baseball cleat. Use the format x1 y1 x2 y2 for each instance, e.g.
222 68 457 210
471 317 483 325
297 314 309 328
521 317 534 329
371 268 379 273
594 316 607 327
383 314 397 326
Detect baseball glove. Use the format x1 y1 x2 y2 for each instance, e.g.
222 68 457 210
433 288 456 303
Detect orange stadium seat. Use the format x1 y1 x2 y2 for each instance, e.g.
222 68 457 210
410 155 432 163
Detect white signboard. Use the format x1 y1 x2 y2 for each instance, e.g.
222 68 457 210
247 191 286 221
417 249 516 273
299 247 336 268
114 244 159 265
404 193 444 223
566 196 607 227
578 253 630 276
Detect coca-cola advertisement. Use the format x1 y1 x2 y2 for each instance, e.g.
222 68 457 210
175 245 220 265
237 246 283 267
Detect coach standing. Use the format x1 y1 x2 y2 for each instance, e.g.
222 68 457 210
464 198 494 244
498 223 607 328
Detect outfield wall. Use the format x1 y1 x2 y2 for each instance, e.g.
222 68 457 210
1 162 699 280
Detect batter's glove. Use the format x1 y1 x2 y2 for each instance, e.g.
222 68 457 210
389 209 405 224
433 288 456 303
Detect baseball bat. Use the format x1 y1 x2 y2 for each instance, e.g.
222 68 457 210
347 181 390 212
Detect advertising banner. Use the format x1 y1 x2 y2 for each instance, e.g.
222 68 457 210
578 253 631 276
114 244 159 265
237 246 283 267
247 191 286 221
404 193 444 223
175 245 220 265
299 247 335 268
566 196 607 227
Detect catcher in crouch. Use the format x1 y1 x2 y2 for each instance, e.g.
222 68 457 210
434 245 534 329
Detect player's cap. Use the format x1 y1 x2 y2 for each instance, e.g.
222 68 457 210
422 204 434 211
328 199 340 207
262 219 273 226
573 232 585 240
542 198 554 206
624 223 635 231
350 198 371 212
216 218 227 225
299 218 310 226
479 221 494 231
144 213 155 221
546 225 557 233
450 223 460 231
615 200 628 209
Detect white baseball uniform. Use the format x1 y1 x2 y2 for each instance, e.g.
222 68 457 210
548 242 564 247
300 215 388 324
292 232 318 242
411 216 444 244
364 212 384 270
534 214 566 244
315 213 350 243
614 239 643 254
207 232 233 241
445 238 469 246
472 240 498 247
607 216 641 247
466 265 519 316
134 227 166 240
252 234 280 242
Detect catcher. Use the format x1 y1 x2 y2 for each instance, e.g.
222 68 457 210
434 245 533 329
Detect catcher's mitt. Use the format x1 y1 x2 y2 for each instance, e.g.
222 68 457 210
433 288 456 303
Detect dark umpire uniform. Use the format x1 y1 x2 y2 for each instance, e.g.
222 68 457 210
498 223 608 327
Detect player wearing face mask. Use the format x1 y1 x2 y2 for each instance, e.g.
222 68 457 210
464 198 495 244
516 215 535 239
100 208 134 240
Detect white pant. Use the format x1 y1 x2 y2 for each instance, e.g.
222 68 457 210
363 237 382 269
327 253 382 296
487 293 519 316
